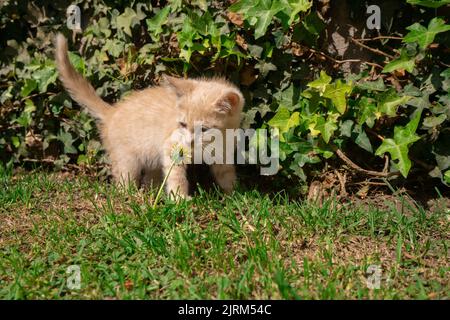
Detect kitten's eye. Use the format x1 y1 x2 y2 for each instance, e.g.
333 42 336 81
179 121 187 128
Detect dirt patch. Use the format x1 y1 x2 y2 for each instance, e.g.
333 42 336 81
285 235 395 268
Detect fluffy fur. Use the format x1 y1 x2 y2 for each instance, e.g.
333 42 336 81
55 33 244 198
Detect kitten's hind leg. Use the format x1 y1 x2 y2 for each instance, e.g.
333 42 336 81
210 164 236 194
111 155 141 189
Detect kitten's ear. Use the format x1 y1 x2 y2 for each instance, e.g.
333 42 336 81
214 90 244 114
163 75 194 97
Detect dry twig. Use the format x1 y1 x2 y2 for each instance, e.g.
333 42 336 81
307 47 360 64
353 36 403 42
350 38 395 59
334 149 400 178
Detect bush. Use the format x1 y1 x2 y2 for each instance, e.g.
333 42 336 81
0 0 449 187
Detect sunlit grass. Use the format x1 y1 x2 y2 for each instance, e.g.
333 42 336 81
0 167 448 299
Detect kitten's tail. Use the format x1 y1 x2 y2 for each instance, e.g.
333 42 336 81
55 33 112 120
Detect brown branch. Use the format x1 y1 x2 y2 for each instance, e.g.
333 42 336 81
348 181 389 186
306 47 385 70
335 170 348 197
23 158 56 164
353 36 403 42
362 61 384 69
334 148 400 178
365 127 385 141
307 47 361 64
350 38 395 59
20 92 56 102
383 155 390 174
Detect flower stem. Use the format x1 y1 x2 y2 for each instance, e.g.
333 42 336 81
152 161 175 209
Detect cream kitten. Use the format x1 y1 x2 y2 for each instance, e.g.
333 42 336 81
55 34 244 198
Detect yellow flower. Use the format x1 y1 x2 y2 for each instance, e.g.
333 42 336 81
170 143 191 165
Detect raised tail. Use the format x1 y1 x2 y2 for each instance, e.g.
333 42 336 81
55 33 112 120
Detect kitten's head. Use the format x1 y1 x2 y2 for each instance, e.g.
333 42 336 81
163 75 244 132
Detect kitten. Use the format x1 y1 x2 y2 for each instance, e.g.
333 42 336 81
55 33 244 198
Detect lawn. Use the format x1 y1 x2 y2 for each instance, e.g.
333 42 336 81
0 167 448 299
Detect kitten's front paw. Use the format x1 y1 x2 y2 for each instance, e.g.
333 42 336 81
221 183 235 194
168 192 191 202
210 164 236 195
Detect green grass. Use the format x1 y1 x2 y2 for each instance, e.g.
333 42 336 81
0 167 448 299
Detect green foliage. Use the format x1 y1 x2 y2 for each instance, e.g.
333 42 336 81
444 170 450 184
382 49 416 73
375 111 422 177
229 0 312 39
264 3 450 185
403 17 450 50
407 0 450 8
0 0 449 187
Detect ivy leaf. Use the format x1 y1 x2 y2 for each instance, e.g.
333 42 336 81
231 0 284 39
423 114 446 128
289 162 307 180
440 68 450 92
308 114 339 143
11 136 20 148
292 143 321 167
375 111 422 177
57 130 77 154
383 50 416 74
255 60 277 77
273 84 301 111
441 68 450 78
307 70 332 94
358 97 378 128
322 79 353 114
14 99 36 127
353 125 373 153
444 170 450 184
357 78 386 92
242 105 271 128
146 6 171 38
116 8 140 37
247 44 263 58
191 0 208 11
292 11 326 46
433 131 450 171
378 90 412 117
103 39 125 58
403 17 450 50
406 0 450 8
229 0 255 13
267 107 300 140
253 0 284 39
20 79 37 98
285 0 312 25
178 18 197 62
407 94 431 113
32 65 58 93
340 120 354 138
